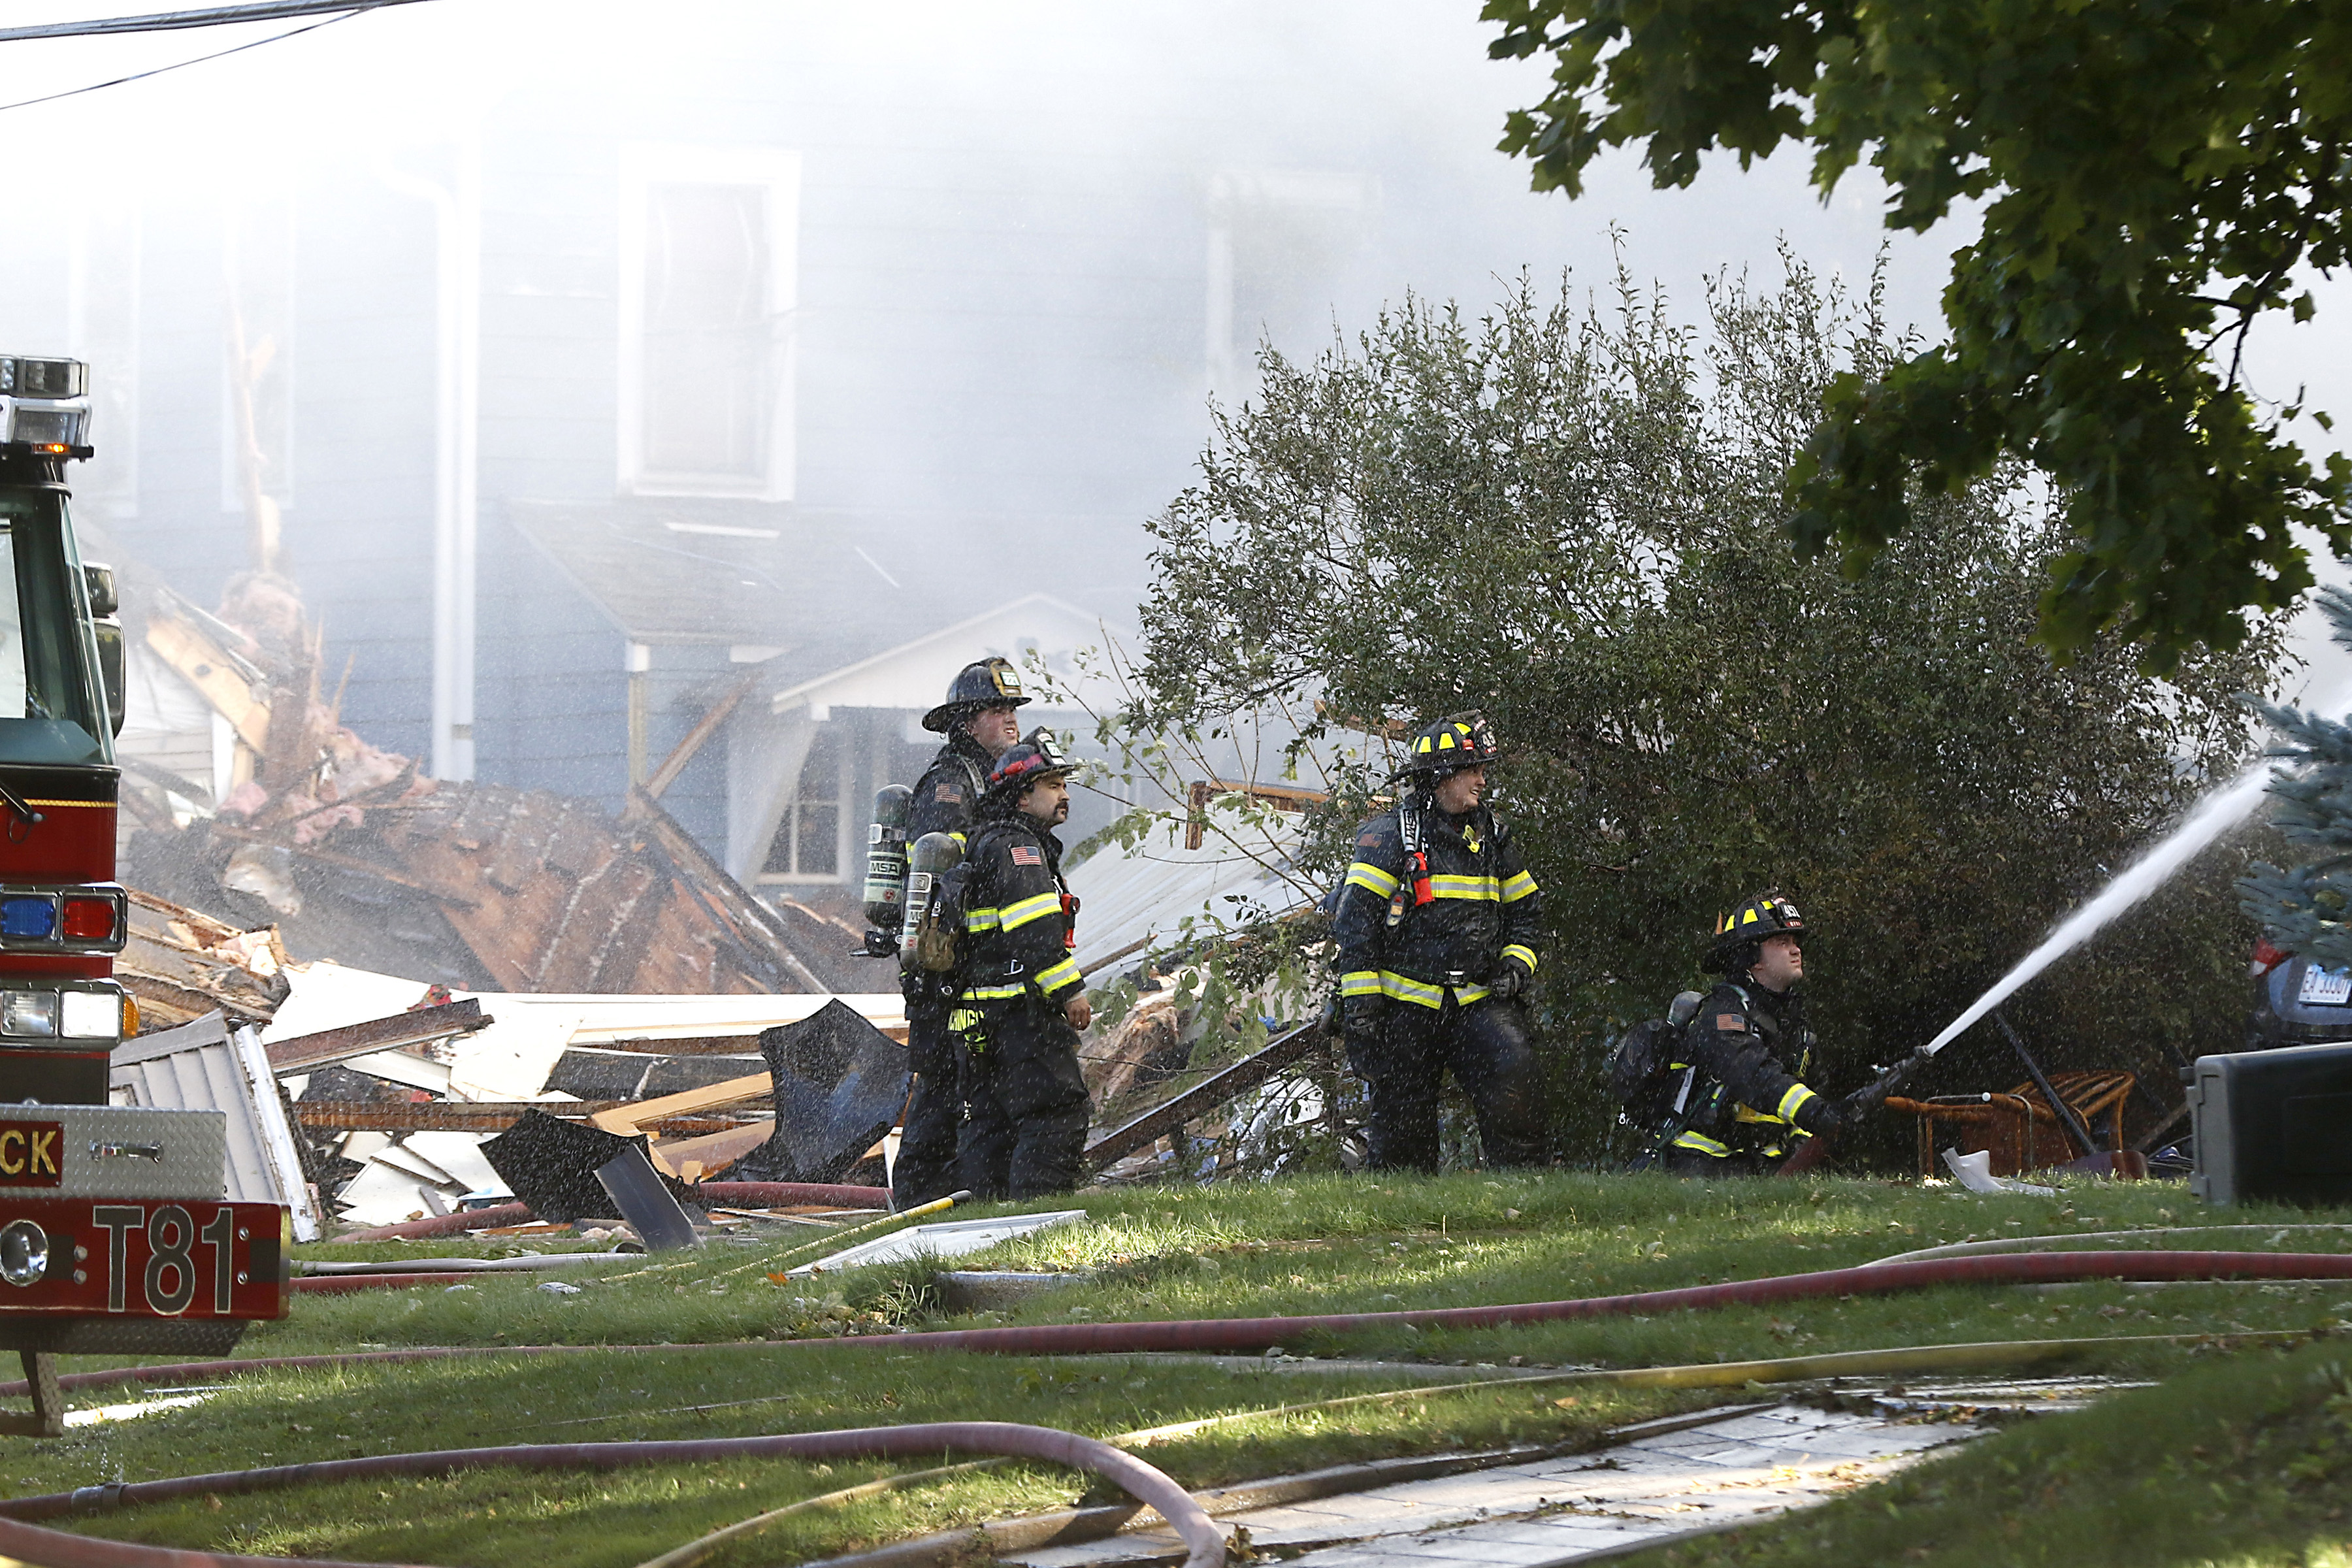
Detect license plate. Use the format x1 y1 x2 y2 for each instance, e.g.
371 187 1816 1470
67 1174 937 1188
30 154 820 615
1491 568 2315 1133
2299 966 2352 1005
0 1199 286 1321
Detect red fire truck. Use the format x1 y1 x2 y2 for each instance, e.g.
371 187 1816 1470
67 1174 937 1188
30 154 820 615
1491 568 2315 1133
0 357 287 1434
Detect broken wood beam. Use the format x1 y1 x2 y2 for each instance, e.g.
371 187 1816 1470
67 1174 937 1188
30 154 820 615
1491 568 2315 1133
588 1071 774 1134
293 1101 755 1135
1083 1018 1330 1171
644 666 761 800
265 999 493 1073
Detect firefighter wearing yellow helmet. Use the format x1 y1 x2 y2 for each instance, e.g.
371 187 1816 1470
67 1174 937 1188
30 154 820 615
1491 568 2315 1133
1331 715 1548 1171
1663 892 1855 1175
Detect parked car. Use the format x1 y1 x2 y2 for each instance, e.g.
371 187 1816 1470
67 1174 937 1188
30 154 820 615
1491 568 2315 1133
2247 938 2352 1049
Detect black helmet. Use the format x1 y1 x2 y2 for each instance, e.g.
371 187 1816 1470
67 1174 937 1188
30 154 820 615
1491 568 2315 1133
1397 713 1501 779
984 727 1074 803
1705 892 1809 973
922 657 1031 733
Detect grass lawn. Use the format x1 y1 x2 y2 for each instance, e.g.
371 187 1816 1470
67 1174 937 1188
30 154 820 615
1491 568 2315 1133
1619 1333 2352 1568
8 1169 2350 1566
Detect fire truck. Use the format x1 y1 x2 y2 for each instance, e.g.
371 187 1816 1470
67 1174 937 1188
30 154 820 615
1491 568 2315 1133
0 357 287 1435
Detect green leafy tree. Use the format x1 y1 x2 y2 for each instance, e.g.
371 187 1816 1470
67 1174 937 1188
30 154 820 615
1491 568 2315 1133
1482 0 2352 670
1132 258 2283 1160
2241 586 2352 961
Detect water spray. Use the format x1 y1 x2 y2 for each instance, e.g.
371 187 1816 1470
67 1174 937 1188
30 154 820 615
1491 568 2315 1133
1859 759 2278 1101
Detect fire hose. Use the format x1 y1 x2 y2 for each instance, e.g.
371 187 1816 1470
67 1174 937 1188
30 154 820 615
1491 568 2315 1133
12 1249 2352 1407
0 1423 1224 1568
0 1325 2328 1568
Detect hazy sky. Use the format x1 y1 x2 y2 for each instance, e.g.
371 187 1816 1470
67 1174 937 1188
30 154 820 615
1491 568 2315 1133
11 0 2351 693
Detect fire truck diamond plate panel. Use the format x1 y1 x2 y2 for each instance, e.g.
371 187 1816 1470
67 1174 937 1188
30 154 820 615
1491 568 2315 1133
6 1105 225 1200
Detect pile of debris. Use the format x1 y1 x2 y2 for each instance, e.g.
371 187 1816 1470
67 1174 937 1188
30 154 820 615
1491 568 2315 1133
118 578 856 995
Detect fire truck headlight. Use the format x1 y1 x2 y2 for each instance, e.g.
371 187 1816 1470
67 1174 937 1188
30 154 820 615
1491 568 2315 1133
2 992 57 1037
0 1220 48 1287
59 990 118 1040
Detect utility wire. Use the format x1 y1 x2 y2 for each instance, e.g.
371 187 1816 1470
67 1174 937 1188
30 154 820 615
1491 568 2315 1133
0 0 431 43
0 6 359 112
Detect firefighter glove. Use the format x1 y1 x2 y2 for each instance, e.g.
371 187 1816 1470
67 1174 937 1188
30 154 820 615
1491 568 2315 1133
1486 959 1531 1001
1794 1093 1846 1137
1342 993 1385 1039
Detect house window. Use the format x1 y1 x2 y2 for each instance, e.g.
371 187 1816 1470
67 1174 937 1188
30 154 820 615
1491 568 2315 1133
760 725 842 881
220 196 295 516
69 204 139 519
1206 171 1375 406
619 145 799 500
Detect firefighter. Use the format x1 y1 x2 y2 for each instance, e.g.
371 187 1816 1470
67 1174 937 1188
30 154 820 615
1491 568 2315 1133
1333 715 1549 1172
951 732 1094 1199
1662 892 1855 1175
892 657 1030 1207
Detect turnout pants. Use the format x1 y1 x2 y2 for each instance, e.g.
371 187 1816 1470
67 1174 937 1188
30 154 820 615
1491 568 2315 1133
956 996 1092 1200
890 996 962 1208
1348 994 1547 1173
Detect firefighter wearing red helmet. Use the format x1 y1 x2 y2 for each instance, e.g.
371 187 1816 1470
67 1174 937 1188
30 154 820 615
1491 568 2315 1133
892 657 1032 1208
947 729 1092 1198
1663 892 1853 1175
1331 715 1549 1172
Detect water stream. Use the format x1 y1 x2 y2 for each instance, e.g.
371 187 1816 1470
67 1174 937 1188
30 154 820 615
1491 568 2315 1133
1919 760 2278 1056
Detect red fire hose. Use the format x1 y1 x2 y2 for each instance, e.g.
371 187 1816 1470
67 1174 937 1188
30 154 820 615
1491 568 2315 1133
0 1423 1224 1568
11 1248 2352 1407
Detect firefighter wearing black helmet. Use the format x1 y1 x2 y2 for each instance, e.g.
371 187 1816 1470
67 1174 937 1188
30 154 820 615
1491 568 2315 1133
949 730 1093 1198
1663 893 1854 1175
1331 715 1548 1172
893 657 1031 1207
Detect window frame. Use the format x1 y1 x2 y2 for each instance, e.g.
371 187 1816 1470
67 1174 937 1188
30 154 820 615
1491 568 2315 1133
617 143 801 502
755 720 849 885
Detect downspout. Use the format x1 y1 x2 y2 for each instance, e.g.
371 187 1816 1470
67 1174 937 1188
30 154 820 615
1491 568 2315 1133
374 143 480 782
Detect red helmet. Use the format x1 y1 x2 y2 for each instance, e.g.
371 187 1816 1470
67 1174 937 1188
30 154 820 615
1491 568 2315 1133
984 728 1073 802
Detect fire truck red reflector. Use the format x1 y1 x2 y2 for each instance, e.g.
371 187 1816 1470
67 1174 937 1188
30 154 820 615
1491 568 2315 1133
59 898 114 941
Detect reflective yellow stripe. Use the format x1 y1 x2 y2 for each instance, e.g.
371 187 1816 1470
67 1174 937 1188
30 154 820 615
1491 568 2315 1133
1376 972 1446 1009
949 832 968 849
1500 871 1537 904
963 907 1003 932
1429 874 1499 901
1733 1103 1787 1124
1776 1083 1818 1123
1339 971 1382 998
1346 862 1399 898
1500 943 1538 974
1672 1131 1729 1156
958 983 1026 1002
1453 984 1490 1005
1036 958 1082 994
998 892 1064 933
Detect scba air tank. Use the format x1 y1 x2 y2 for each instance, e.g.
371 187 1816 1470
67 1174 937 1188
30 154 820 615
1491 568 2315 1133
900 830 964 974
862 784 913 930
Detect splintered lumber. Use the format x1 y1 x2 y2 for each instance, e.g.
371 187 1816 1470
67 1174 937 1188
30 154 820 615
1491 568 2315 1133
1083 1019 1328 1171
588 1071 773 1134
648 1122 775 1180
293 1102 752 1137
265 999 491 1073
145 608 270 751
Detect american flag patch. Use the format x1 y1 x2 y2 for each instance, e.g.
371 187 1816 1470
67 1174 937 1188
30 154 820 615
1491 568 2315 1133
1011 845 1043 866
1716 1014 1746 1031
935 784 962 801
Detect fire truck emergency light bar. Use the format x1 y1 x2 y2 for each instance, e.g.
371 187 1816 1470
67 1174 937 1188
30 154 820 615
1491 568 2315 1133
0 356 90 454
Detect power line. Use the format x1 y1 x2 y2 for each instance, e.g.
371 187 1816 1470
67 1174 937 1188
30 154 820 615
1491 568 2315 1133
0 7 359 112
0 0 432 44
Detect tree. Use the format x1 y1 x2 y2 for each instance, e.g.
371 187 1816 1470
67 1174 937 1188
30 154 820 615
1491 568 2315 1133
1481 0 2352 670
1130 258 2282 1157
2241 585 2352 960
